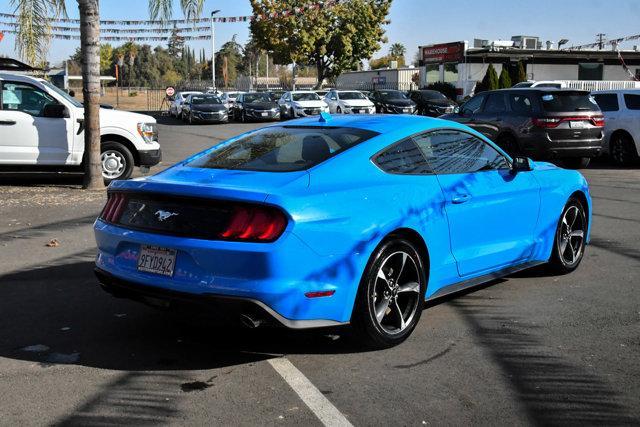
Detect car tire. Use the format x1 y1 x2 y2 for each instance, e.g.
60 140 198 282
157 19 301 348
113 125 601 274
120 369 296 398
497 134 521 157
337 106 342 114
562 157 590 169
101 141 134 184
610 133 638 167
289 107 295 119
188 113 194 125
546 197 587 274
241 111 247 123
351 237 427 349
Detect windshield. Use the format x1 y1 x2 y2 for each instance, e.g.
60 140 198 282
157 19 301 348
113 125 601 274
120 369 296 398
40 80 83 108
244 93 272 103
292 92 321 101
187 126 379 172
339 92 366 100
191 95 221 105
420 91 447 100
540 91 600 112
513 82 534 88
379 91 408 101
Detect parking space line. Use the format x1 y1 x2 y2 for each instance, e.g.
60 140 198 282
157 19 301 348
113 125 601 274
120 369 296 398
268 357 353 427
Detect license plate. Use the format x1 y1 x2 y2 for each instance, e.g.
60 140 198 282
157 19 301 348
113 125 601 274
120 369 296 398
404 108 411 113
570 121 586 129
137 245 176 277
261 112 268 117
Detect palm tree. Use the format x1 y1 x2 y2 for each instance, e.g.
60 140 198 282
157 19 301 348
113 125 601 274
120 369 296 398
13 0 205 190
389 42 406 59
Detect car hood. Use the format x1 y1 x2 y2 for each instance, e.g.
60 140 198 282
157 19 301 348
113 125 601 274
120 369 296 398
341 100 374 108
381 99 415 107
98 108 155 126
109 165 310 203
245 101 278 109
191 104 226 112
293 100 327 108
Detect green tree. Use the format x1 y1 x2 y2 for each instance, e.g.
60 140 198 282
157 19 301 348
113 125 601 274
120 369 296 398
167 26 185 59
389 43 406 58
369 54 405 69
13 0 205 189
250 0 392 88
516 60 527 83
477 63 499 93
498 67 512 88
99 43 113 75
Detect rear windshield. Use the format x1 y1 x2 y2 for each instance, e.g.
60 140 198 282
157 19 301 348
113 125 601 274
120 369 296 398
540 91 600 112
244 93 272 103
340 92 367 100
420 91 446 100
188 126 379 172
379 91 408 100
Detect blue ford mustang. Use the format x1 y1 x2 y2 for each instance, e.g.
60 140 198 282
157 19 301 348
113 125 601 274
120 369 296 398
94 114 591 348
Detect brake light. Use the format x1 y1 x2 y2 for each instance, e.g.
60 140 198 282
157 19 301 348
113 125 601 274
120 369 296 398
100 193 127 223
592 115 605 127
532 117 561 128
220 205 287 242
533 116 605 128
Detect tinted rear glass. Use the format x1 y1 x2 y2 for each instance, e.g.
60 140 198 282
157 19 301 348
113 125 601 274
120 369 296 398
188 126 378 172
191 95 221 104
540 91 600 112
624 94 640 110
593 93 619 111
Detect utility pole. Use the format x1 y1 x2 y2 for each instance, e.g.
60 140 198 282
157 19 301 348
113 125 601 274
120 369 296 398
266 52 269 90
596 33 606 50
211 9 221 91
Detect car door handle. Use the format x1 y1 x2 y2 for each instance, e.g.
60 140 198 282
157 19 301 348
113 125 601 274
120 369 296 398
451 194 471 204
0 120 16 125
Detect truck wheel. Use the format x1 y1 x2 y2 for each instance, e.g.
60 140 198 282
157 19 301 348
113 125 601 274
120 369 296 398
101 141 134 183
610 133 638 166
562 157 590 169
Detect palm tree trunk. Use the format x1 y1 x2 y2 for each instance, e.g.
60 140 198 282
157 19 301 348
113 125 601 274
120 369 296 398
78 0 104 190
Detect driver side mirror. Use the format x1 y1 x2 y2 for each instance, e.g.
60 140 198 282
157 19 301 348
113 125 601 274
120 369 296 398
43 104 68 118
330 97 337 101
511 156 532 173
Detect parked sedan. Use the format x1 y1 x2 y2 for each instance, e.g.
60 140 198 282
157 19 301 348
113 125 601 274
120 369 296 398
324 90 375 114
169 91 202 118
592 89 640 166
182 94 228 124
441 89 605 168
94 114 591 349
220 91 245 110
231 92 280 122
278 91 329 119
408 90 457 117
369 90 417 114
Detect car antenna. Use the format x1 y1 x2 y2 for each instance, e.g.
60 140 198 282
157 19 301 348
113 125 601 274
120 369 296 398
319 112 332 123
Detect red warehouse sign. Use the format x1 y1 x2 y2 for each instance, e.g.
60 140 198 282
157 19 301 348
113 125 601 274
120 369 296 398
421 42 465 63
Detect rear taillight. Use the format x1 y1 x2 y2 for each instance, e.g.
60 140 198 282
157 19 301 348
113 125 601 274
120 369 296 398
100 193 127 223
592 115 605 127
220 205 287 242
533 115 605 128
532 117 561 128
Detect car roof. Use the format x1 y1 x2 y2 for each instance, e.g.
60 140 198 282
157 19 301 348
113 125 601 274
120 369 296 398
0 72 45 83
592 88 640 94
271 113 468 135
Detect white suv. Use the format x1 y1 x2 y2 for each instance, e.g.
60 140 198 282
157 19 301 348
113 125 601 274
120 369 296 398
0 73 161 182
592 89 640 166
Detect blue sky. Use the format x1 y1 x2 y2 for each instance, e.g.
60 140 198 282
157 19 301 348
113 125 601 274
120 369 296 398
1 0 640 65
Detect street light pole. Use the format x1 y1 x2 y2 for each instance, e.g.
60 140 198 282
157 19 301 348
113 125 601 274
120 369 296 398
211 9 221 91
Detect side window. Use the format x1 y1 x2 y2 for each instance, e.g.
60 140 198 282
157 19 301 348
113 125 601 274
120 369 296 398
484 93 507 113
374 138 432 175
2 82 58 117
509 94 533 113
623 94 640 110
461 94 485 114
592 94 619 112
413 130 510 174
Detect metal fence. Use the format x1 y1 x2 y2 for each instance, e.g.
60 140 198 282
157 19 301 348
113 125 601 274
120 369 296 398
335 81 419 92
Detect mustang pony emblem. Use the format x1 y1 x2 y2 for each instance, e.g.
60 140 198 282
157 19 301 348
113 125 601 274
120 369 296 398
155 210 179 222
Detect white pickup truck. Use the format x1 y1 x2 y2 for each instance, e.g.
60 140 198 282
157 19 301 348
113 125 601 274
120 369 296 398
0 72 161 182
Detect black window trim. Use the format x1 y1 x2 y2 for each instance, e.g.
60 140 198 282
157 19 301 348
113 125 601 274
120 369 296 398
370 137 434 176
370 127 512 176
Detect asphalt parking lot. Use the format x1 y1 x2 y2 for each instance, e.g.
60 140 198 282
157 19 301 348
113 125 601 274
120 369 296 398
1 117 639 426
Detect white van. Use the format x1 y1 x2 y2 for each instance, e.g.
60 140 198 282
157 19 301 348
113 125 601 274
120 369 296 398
0 73 161 182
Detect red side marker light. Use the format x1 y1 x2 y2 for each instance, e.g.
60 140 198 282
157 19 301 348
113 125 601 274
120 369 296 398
304 290 336 298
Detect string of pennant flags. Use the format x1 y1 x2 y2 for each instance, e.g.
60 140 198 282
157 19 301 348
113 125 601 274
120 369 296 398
0 29 212 41
566 33 640 50
0 21 212 33
0 1 337 26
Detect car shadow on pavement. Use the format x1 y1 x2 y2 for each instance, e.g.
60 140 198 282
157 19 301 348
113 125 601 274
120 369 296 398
0 173 85 187
0 258 362 373
450 294 637 425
